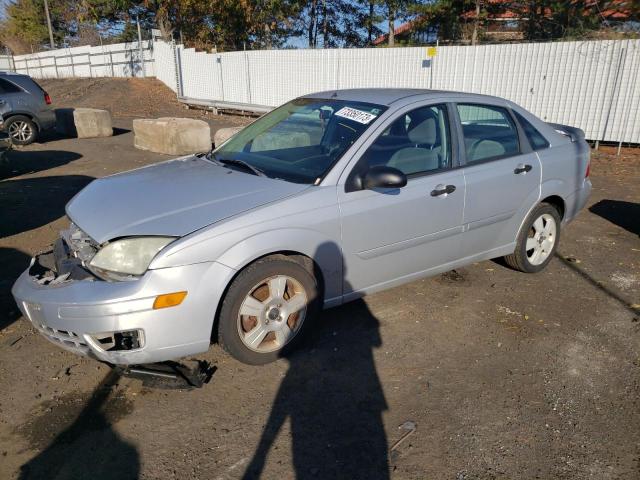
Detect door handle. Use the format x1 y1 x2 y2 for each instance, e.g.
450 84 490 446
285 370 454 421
430 184 456 197
514 164 532 174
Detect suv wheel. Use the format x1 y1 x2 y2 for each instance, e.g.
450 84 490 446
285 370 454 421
218 256 320 365
504 203 561 273
6 115 37 145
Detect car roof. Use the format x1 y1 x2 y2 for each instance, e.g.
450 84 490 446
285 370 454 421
302 88 507 106
0 71 28 78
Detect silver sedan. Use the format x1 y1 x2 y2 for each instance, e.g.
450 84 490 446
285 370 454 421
12 89 592 365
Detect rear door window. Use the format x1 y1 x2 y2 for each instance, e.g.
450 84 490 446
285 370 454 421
456 104 520 163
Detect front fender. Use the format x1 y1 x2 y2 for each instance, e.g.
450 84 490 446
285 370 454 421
215 229 343 304
152 228 344 305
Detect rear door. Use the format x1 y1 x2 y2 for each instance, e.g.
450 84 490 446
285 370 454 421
337 102 466 296
0 78 16 119
455 103 541 258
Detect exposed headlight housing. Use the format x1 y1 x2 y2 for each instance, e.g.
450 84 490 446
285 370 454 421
89 237 175 278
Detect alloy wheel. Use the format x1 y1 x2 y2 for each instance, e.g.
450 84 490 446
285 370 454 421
8 121 33 143
526 213 557 266
237 275 308 353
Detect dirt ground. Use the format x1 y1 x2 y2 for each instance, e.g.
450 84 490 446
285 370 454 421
0 79 639 480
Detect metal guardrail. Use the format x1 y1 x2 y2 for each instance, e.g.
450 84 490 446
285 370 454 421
177 96 272 114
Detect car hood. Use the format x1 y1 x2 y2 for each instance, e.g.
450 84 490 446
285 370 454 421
66 156 309 244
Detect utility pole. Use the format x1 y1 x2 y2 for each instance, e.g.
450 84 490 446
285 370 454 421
44 0 55 49
136 15 146 77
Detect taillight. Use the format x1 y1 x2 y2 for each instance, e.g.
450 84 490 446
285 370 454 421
44 92 51 105
585 161 590 178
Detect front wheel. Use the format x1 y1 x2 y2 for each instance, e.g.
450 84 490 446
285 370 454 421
217 256 320 365
504 203 561 273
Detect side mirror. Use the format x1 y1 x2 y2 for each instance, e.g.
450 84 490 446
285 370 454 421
362 165 407 190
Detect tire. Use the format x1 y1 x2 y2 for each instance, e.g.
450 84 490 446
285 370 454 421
218 256 320 365
5 115 38 145
504 203 561 273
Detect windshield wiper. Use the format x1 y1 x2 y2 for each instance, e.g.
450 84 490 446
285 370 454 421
207 152 267 177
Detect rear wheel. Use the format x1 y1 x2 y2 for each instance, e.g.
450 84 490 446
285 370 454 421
504 203 561 273
5 115 37 145
218 256 320 365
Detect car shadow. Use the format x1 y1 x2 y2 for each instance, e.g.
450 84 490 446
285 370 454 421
0 173 94 331
242 243 390 479
0 247 32 330
0 174 94 238
18 369 140 480
0 150 82 180
589 199 640 237
556 251 640 317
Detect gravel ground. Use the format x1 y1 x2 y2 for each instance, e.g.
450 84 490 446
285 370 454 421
0 79 638 480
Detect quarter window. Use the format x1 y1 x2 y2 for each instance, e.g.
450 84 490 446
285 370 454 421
514 111 550 150
355 104 451 177
457 104 520 163
0 78 22 94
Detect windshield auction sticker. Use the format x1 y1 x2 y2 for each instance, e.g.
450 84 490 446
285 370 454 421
334 107 377 124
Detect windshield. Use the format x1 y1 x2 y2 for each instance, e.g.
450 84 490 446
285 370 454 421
213 98 387 184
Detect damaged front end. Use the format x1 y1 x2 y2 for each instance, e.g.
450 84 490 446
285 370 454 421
30 222 99 285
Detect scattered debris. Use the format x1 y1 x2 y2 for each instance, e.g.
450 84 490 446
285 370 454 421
119 360 216 389
440 269 466 283
565 256 581 263
497 305 522 317
609 272 638 291
390 421 416 452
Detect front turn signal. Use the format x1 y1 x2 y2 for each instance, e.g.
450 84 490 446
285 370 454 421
153 291 188 309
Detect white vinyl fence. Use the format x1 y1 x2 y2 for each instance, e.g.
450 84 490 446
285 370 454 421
3 41 154 79
2 38 638 143
157 39 640 144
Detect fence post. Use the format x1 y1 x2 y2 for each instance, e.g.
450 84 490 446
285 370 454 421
217 56 225 102
244 52 252 104
38 56 43 78
616 40 637 155
598 46 626 149
70 49 75 77
172 41 184 97
53 55 58 78
109 51 114 77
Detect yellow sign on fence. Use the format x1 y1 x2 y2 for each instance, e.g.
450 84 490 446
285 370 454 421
427 47 437 58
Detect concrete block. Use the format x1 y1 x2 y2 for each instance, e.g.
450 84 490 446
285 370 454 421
133 117 211 155
214 126 243 147
56 108 113 138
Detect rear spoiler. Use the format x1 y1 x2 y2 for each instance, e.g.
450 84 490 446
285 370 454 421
547 123 585 143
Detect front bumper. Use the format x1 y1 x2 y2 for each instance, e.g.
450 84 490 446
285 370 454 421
12 256 234 365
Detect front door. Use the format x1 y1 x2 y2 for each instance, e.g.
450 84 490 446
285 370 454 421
337 103 465 296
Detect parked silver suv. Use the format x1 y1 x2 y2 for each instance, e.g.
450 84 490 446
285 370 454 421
0 72 55 145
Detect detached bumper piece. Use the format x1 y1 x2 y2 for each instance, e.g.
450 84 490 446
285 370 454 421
117 360 216 389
